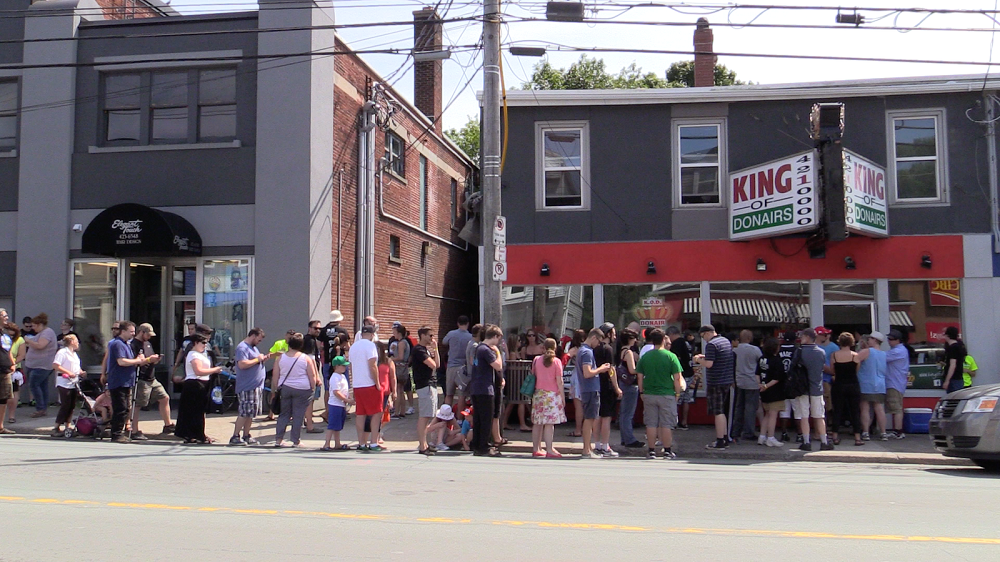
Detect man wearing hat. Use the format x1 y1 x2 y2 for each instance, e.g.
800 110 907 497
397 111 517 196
129 323 168 439
814 326 838 428
883 329 910 439
940 326 968 394
856 332 888 440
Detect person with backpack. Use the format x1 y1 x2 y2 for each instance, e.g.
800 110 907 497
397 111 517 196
776 331 800 442
757 337 785 447
789 329 833 451
391 324 415 418
617 329 643 448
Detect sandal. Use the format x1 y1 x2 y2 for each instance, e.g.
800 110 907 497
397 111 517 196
854 440 865 446
568 431 582 437
320 446 334 452
7 418 14 423
335 444 350 450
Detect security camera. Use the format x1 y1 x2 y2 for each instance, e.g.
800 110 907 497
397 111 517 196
71 224 83 233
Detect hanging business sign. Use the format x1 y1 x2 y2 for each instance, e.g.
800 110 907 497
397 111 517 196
928 279 961 307
729 150 818 241
843 149 889 238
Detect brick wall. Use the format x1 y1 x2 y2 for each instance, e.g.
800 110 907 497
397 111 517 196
94 0 161 19
334 39 479 352
693 18 716 88
412 7 443 133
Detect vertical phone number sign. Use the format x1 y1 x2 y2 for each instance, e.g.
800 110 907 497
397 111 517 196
729 150 818 241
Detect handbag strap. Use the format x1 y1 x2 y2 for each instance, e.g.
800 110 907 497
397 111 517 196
277 354 302 389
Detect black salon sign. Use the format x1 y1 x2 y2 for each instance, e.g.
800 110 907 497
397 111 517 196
83 203 202 257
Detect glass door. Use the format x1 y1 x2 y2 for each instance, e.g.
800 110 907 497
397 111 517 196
167 264 197 393
71 260 120 374
822 303 874 343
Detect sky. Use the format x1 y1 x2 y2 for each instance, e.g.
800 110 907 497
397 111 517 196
167 0 1000 131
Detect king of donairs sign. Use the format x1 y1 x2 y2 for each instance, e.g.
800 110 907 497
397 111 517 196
729 151 818 241
843 149 889 237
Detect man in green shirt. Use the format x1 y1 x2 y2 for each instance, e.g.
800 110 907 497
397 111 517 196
636 328 684 460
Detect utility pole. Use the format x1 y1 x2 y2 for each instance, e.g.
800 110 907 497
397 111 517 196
481 0 502 326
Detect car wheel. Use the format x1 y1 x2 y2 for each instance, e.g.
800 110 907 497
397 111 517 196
973 459 1000 471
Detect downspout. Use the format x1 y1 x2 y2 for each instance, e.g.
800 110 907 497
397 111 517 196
357 101 376 331
337 167 343 309
366 116 376 319
987 92 1000 253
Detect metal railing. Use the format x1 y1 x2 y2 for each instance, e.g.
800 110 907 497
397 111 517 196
504 359 533 405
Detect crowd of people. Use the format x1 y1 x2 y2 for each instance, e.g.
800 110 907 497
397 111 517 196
0 306 973 459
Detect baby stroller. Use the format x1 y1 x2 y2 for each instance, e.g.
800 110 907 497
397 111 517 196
69 378 110 440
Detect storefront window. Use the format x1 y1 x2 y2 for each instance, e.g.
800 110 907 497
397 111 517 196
72 261 118 371
502 285 593 350
172 266 196 296
604 283 701 337
890 280 962 389
202 259 250 363
824 282 875 302
709 282 810 342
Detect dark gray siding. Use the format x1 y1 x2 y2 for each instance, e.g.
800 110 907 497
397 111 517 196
72 14 259 209
0 0 26 210
0 251 15 296
504 90 992 244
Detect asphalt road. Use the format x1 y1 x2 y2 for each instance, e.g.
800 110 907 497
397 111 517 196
1 439 998 561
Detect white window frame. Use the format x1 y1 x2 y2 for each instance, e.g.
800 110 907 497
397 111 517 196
535 120 590 211
886 108 948 206
672 117 727 208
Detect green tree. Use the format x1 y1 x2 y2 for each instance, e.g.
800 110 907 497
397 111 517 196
665 60 746 87
446 116 480 165
522 55 669 90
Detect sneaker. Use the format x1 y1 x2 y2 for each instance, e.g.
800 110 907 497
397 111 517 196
879 433 890 441
706 439 728 450
766 437 784 448
861 432 871 441
418 447 436 456
654 440 663 448
623 441 646 448
113 435 131 444
228 435 244 446
243 435 259 445
357 444 370 452
162 424 176 434
798 443 811 451
405 407 415 415
601 447 619 458
675 423 689 431
820 442 835 451
369 444 385 452
131 431 148 441
892 432 906 440
436 442 450 451
795 434 804 443
780 432 790 442
584 451 602 459
662 449 677 460
757 435 767 446
646 449 657 459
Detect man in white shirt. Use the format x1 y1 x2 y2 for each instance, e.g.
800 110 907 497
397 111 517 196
349 325 382 451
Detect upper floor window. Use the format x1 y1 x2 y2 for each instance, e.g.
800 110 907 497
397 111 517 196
419 155 428 231
535 121 590 210
887 109 947 204
673 118 726 207
101 68 237 146
386 131 405 177
0 81 18 150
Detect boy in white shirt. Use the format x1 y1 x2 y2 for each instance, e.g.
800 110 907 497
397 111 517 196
322 356 354 451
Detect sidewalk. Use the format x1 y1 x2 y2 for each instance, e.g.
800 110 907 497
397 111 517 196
1 401 970 466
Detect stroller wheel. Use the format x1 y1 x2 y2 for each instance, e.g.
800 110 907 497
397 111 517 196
64 427 74 439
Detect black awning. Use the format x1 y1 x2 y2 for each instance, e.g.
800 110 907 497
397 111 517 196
82 203 202 257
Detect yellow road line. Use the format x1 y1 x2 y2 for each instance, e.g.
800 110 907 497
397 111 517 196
1 496 998 545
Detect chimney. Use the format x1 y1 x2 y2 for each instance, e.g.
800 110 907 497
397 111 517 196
413 7 443 133
693 18 716 88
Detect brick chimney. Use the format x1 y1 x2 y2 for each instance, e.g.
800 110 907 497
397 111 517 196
413 7 443 133
693 18 716 88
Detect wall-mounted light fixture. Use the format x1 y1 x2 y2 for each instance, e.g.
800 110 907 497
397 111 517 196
921 254 933 269
844 256 857 270
540 263 551 277
647 261 656 275
756 258 767 272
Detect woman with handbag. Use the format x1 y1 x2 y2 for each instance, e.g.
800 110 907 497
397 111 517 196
530 338 567 457
272 332 319 448
175 334 222 444
617 329 643 448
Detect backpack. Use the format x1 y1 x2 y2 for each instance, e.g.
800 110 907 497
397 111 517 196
785 348 810 399
0 345 11 375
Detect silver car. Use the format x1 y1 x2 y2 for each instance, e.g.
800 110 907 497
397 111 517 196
929 383 1000 470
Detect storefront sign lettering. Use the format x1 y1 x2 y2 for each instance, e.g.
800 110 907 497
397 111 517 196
843 150 889 238
928 279 961 307
111 219 143 245
729 151 818 241
632 300 676 328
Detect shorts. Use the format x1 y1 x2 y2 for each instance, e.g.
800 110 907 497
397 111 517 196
763 400 786 412
886 388 904 415
642 394 677 428
599 389 618 418
778 399 794 419
823 381 834 412
326 404 347 431
416 385 438 418
706 384 732 416
394 364 410 387
580 391 600 420
354 385 383 416
677 376 697 404
445 366 467 397
861 393 886 404
570 374 581 401
237 387 262 418
322 364 331 390
135 378 168 408
0 371 11 401
791 395 826 419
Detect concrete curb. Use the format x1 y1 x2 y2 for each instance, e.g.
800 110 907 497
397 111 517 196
2 432 972 466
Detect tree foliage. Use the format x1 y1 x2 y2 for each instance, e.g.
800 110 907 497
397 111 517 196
445 116 480 165
665 60 746 87
522 55 746 90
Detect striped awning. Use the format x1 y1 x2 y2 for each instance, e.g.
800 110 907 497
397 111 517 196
684 298 811 323
889 310 914 327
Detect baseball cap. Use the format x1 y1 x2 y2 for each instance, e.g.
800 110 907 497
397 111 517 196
698 324 716 334
887 329 903 341
138 323 156 336
782 330 798 343
361 325 376 334
814 326 832 335
330 356 350 367
598 322 615 336
868 331 885 343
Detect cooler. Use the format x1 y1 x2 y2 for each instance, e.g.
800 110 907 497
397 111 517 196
903 407 933 434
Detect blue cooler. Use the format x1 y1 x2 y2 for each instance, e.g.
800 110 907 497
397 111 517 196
903 408 933 434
